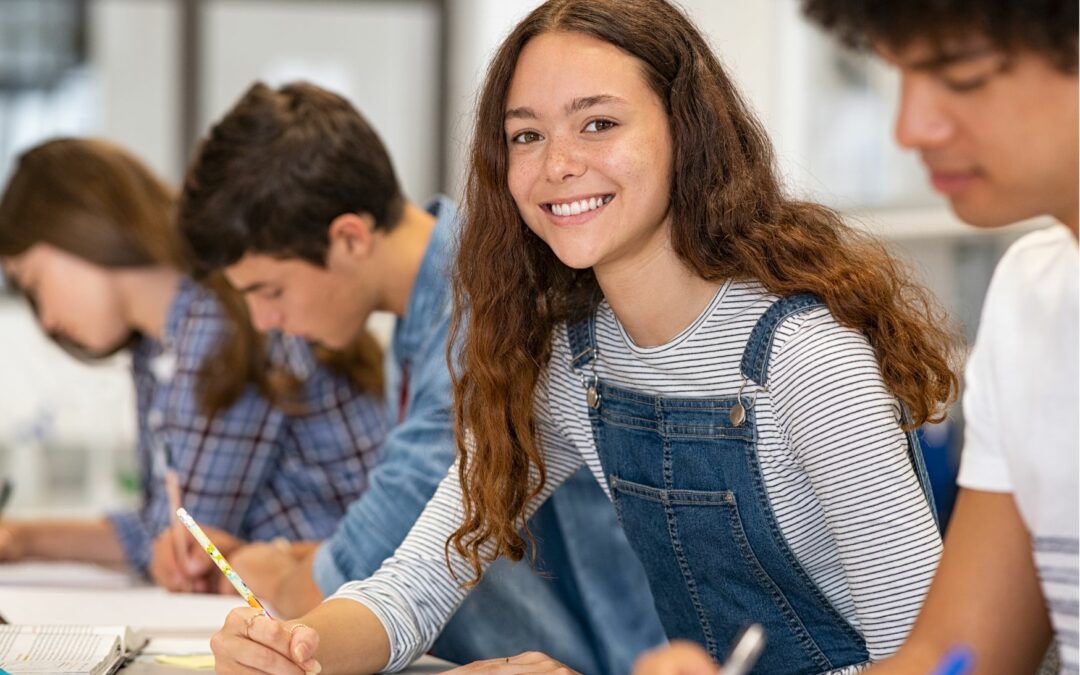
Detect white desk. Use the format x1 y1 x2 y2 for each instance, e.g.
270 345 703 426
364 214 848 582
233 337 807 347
121 654 454 674
0 564 453 674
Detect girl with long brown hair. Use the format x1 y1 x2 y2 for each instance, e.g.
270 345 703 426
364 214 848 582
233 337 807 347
0 137 387 586
208 1 960 673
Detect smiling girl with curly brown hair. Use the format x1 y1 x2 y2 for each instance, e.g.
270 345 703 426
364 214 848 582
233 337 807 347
208 1 962 673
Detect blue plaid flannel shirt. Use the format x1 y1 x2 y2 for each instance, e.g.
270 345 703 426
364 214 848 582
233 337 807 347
108 277 388 573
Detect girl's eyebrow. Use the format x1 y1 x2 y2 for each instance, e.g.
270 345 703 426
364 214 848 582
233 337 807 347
566 94 625 114
505 94 627 121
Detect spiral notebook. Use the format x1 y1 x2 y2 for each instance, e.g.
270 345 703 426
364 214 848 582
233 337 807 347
0 625 146 675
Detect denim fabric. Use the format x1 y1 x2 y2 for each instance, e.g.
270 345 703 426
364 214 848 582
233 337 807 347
314 197 666 674
434 467 666 675
567 294 936 674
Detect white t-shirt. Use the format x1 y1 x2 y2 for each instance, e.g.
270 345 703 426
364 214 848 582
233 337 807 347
957 225 1080 671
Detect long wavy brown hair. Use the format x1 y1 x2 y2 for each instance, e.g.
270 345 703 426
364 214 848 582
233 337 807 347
0 137 382 415
448 0 960 583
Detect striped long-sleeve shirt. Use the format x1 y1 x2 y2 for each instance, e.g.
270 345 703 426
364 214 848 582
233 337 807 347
332 280 942 672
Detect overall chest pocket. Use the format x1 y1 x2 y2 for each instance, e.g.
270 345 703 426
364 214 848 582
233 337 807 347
593 386 756 495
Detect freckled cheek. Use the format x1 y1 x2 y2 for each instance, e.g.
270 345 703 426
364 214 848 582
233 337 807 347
601 150 668 203
506 158 538 208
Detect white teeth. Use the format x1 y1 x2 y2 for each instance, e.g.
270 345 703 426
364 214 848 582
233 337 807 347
549 195 612 217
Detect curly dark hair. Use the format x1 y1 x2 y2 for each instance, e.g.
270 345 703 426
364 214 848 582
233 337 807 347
179 81 404 275
802 0 1078 72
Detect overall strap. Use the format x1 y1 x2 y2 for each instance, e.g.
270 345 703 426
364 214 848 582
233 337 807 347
567 313 599 371
740 293 825 387
739 292 942 530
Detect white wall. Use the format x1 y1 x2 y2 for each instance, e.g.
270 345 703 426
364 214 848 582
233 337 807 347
201 1 441 203
0 299 137 516
443 0 536 200
90 0 179 181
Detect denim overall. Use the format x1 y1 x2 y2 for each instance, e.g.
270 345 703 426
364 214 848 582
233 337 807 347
567 293 938 674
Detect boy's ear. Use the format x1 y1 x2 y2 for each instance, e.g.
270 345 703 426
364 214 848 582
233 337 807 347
327 212 377 258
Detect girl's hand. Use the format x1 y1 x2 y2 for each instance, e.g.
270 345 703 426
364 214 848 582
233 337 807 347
211 606 322 674
633 641 718 675
445 651 580 674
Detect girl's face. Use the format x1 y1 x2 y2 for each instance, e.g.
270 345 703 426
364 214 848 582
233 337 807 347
505 31 674 274
3 244 131 355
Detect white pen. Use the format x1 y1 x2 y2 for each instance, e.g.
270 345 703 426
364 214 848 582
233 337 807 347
719 624 765 675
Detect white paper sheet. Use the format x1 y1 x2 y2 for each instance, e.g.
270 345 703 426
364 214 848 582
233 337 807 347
0 562 140 589
0 587 244 632
141 636 211 655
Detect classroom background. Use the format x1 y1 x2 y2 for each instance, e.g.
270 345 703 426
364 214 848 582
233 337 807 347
0 0 1047 527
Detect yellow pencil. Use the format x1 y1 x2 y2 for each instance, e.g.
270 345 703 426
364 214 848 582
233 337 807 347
175 507 270 616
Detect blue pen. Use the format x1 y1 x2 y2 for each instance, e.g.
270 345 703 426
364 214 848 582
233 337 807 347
931 647 975 675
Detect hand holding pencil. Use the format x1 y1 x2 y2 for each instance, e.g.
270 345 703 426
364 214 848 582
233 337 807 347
186 507 325 675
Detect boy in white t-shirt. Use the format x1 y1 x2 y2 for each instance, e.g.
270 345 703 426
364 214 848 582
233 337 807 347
635 2 1078 674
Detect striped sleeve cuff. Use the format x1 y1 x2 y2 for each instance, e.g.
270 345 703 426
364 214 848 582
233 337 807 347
329 580 427 672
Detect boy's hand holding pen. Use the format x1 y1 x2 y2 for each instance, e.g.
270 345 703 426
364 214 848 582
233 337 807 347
162 445 189 565
632 625 764 675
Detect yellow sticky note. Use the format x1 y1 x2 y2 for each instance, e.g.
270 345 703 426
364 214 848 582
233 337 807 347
154 653 216 670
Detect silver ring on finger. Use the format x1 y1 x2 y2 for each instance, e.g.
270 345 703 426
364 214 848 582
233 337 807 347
244 609 268 638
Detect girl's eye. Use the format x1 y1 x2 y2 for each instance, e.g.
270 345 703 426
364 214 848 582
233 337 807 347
510 130 542 144
583 118 616 133
264 288 283 300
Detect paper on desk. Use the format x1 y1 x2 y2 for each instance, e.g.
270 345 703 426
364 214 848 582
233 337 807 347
154 654 215 670
143 636 211 655
0 561 140 589
0 586 244 632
